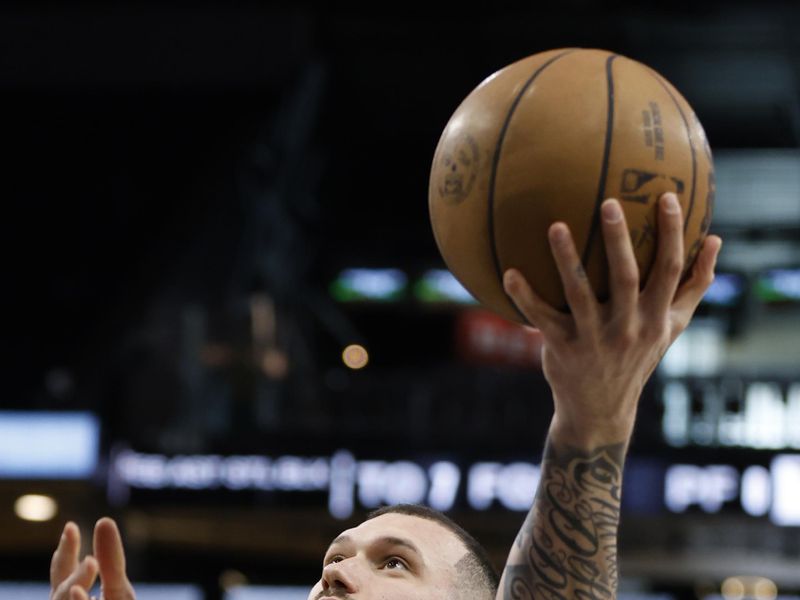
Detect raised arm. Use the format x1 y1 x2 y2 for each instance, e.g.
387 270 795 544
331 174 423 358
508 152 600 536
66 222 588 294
497 193 721 599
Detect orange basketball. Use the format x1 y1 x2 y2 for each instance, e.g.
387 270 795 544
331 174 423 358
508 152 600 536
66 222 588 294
428 48 715 323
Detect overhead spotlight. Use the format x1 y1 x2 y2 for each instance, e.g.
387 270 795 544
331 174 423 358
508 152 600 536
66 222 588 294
721 576 778 600
342 344 368 370
753 577 777 600
219 569 248 591
14 494 58 522
721 577 745 600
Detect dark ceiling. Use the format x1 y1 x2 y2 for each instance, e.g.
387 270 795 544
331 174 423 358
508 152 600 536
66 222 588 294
4 1 800 411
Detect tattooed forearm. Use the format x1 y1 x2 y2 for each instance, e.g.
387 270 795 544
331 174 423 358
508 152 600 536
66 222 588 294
499 441 626 600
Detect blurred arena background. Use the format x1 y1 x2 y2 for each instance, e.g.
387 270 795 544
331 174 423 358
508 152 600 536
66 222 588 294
2 1 800 599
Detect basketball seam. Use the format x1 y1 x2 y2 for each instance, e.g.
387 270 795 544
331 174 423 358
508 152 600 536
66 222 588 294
647 68 697 234
581 53 618 269
487 48 578 320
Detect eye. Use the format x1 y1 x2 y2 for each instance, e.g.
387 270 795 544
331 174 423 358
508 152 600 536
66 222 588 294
383 557 408 570
325 555 345 566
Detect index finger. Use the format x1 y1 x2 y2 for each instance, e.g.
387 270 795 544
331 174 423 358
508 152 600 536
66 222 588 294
93 518 135 598
51 522 81 590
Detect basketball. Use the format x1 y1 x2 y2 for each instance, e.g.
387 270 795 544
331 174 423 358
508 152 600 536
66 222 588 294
428 48 715 323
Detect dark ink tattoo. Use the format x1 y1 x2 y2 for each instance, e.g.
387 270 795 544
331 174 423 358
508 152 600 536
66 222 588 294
502 442 626 600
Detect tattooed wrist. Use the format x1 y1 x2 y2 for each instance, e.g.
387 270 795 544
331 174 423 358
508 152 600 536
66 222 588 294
501 441 626 600
543 440 628 469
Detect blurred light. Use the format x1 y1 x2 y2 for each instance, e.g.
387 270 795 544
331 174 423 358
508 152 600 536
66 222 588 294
467 462 540 512
224 586 308 600
261 349 289 379
456 309 543 368
661 381 690 447
342 344 368 369
660 319 723 377
718 576 779 600
0 411 99 479
114 450 330 492
721 577 745 600
328 450 356 520
741 465 771 516
664 464 738 513
662 456 800 523
14 494 57 522
219 570 248 591
357 461 428 507
0 583 202 600
788 385 800 448
494 462 540 511
330 268 407 302
713 150 800 228
702 272 745 306
744 383 786 449
754 578 778 600
771 454 800 525
427 461 461 511
414 269 478 304
755 268 800 303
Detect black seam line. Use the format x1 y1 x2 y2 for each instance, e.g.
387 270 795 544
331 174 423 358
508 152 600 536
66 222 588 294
487 48 577 319
581 53 618 268
648 69 697 233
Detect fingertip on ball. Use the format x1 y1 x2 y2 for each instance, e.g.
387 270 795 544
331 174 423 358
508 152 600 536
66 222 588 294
661 192 680 214
503 269 518 291
548 222 570 244
706 234 723 263
601 199 623 223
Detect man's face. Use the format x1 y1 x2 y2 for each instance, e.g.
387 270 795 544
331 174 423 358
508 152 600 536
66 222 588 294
306 512 468 600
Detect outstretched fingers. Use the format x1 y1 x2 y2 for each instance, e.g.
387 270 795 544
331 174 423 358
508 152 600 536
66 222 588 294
547 222 599 334
503 269 564 338
671 234 722 331
642 193 685 315
600 199 639 316
52 556 98 600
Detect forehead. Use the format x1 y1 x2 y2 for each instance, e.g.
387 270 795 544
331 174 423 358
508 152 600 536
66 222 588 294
334 513 467 563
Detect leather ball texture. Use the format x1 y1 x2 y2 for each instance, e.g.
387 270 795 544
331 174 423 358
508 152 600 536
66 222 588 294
429 48 715 323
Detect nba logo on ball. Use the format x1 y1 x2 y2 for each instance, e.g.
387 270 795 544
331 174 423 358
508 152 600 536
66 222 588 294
429 48 714 323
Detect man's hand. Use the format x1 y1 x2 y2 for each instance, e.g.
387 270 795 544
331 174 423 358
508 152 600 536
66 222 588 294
50 518 136 600
503 193 721 447
497 193 721 600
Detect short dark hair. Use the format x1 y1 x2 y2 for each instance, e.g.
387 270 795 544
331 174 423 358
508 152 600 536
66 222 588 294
366 504 499 598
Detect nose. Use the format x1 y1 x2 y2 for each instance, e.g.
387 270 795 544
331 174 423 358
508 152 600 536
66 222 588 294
321 558 359 594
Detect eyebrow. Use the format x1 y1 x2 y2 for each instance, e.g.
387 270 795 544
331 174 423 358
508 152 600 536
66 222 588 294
326 534 424 561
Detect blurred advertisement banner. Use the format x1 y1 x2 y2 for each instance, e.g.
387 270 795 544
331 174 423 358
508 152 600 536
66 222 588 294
111 447 800 526
0 411 99 479
456 309 542 368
